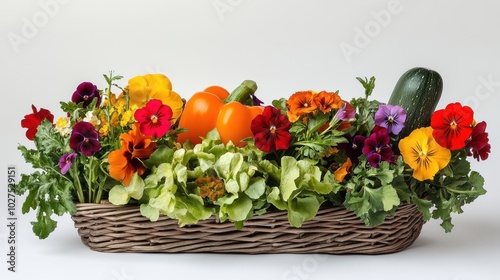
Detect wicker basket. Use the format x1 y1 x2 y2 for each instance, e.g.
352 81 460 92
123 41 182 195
71 201 424 254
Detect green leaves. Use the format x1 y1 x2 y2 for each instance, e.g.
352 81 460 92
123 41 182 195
108 173 144 205
15 170 76 239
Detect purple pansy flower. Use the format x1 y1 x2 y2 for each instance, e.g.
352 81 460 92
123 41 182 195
374 104 406 135
362 130 393 168
338 134 366 164
59 152 77 174
336 101 355 121
72 82 101 108
69 121 101 156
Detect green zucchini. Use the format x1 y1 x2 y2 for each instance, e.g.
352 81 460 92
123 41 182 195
388 67 443 138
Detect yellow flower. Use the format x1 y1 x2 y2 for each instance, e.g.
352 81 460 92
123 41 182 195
55 117 71 136
127 74 184 124
120 110 134 127
399 127 451 181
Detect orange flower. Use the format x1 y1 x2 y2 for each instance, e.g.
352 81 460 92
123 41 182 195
334 158 352 182
286 91 317 122
195 176 225 201
313 91 343 113
108 123 156 185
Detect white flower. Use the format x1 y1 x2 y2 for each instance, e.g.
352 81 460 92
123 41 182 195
83 111 101 126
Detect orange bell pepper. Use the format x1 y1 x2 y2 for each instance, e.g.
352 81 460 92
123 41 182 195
177 80 263 147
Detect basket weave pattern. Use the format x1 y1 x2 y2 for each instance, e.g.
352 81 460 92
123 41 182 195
71 202 423 254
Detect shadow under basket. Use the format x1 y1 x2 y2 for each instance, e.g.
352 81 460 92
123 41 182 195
71 202 424 254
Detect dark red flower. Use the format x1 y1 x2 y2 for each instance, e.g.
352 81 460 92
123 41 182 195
21 105 54 140
431 103 474 150
468 121 491 161
338 134 366 164
72 82 101 108
362 130 393 168
70 121 101 156
251 106 292 153
134 99 173 138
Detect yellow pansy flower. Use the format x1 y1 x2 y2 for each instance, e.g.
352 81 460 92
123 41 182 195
127 74 184 124
398 127 451 181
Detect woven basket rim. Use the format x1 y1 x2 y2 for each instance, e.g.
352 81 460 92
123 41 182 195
71 201 424 254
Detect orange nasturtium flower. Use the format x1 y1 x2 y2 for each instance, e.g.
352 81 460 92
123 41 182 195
286 91 318 122
398 127 451 181
127 74 184 125
313 91 343 114
108 123 156 186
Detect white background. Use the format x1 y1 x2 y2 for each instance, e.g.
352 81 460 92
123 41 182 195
1 0 500 279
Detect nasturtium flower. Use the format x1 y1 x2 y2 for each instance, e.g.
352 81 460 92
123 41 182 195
431 102 474 150
127 74 183 124
195 176 225 201
334 158 352 182
59 152 77 175
72 82 101 108
286 91 318 122
108 123 156 186
251 106 292 153
338 134 365 164
335 101 355 121
313 91 343 114
468 121 491 161
134 99 173 138
21 105 54 140
399 127 451 181
374 104 406 135
69 121 101 156
362 129 393 168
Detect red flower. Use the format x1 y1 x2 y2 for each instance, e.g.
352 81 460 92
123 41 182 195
468 121 491 161
134 99 173 138
362 129 393 168
21 105 54 140
251 106 292 153
431 103 474 150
